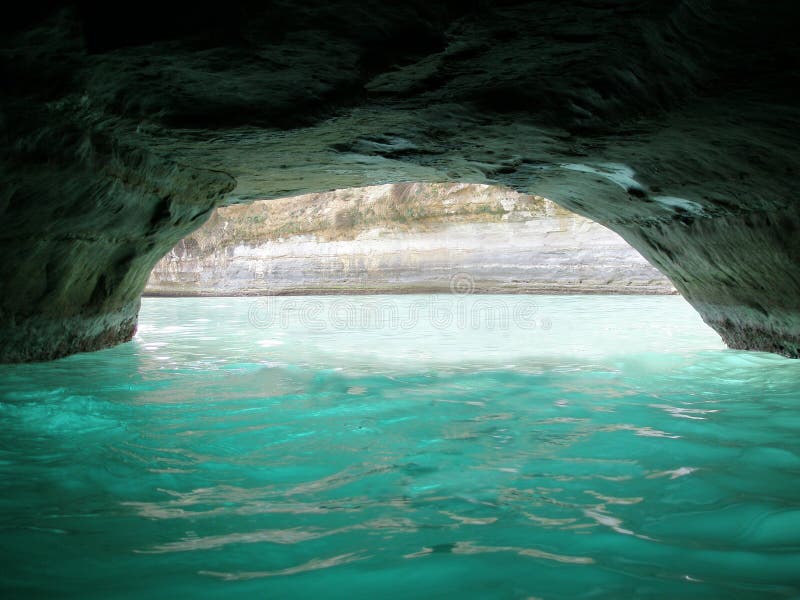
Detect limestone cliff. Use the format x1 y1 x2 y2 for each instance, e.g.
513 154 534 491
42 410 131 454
146 183 674 295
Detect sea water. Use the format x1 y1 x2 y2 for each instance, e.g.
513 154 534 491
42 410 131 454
1 295 799 599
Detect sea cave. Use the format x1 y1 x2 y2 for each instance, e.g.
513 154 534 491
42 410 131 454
1 2 799 598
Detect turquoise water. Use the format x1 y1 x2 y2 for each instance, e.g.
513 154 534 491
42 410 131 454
1 295 800 599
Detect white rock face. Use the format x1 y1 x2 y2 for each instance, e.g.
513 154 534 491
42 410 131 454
146 185 674 295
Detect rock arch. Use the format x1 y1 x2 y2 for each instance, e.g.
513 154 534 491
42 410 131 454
2 1 799 361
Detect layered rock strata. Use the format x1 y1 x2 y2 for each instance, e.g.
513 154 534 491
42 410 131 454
146 184 675 296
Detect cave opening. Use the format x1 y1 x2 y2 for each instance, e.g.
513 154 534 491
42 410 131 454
126 179 730 373
137 180 711 362
3 0 800 595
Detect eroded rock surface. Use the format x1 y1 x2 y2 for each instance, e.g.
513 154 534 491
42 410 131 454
1 1 799 360
146 183 675 295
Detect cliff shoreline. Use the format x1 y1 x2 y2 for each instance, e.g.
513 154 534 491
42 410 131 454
143 287 677 297
146 184 676 297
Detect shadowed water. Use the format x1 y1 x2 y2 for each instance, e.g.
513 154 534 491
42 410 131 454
1 296 799 599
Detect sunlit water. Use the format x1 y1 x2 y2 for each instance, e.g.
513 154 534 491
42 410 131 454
1 295 800 599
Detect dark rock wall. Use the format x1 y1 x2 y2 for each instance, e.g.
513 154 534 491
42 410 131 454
1 1 799 360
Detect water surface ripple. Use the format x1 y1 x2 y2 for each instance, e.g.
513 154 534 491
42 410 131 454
1 296 799 599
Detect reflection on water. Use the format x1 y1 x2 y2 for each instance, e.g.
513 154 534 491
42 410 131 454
1 296 799 599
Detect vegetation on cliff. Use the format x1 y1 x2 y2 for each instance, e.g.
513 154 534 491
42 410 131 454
180 183 559 252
